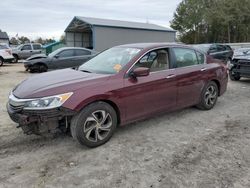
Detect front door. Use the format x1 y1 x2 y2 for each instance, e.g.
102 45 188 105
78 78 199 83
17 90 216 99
19 44 32 59
123 48 177 123
52 49 75 69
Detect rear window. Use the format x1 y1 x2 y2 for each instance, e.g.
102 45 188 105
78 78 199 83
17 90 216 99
33 44 42 50
173 48 199 68
75 49 91 56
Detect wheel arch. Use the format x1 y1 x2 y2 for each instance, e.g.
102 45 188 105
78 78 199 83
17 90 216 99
12 53 19 58
210 79 221 96
75 98 121 125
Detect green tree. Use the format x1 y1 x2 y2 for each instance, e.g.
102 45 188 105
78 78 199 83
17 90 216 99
171 0 250 44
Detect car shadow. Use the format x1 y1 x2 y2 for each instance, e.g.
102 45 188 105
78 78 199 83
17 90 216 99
0 107 196 153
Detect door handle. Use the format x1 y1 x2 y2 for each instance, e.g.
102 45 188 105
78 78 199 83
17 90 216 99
200 68 207 72
166 74 176 79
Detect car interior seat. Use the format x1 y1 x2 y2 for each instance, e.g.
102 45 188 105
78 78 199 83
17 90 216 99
151 51 169 71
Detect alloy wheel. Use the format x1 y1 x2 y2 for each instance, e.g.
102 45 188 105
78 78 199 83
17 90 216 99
204 85 217 106
83 110 113 142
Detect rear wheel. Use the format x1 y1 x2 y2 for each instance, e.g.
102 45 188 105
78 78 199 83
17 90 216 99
70 102 117 147
0 57 3 66
229 69 241 81
197 81 218 110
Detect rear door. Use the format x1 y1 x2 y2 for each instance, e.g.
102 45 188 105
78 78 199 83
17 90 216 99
32 44 42 55
123 48 177 123
171 47 207 108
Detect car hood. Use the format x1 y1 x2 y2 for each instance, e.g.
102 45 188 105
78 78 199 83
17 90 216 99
26 54 47 61
13 69 110 98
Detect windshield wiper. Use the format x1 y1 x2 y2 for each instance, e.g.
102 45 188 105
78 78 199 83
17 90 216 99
80 69 92 73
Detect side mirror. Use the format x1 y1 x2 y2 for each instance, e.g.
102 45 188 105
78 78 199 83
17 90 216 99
130 67 150 78
21 48 24 51
54 55 59 59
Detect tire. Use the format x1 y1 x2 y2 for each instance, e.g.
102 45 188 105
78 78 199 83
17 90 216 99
229 69 240 81
38 64 48 73
0 57 3 66
29 64 39 73
70 101 117 147
196 81 218 110
30 64 47 73
13 54 18 63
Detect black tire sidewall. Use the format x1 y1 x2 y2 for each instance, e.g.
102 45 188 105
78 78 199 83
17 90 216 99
71 102 117 147
39 64 48 72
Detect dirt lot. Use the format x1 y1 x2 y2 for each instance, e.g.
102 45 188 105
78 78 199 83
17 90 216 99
0 63 250 188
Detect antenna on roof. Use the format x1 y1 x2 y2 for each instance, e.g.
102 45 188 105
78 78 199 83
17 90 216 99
146 17 149 24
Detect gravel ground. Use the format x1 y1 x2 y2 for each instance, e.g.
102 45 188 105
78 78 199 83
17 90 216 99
0 64 250 188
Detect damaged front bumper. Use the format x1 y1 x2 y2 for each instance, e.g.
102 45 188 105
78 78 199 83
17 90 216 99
7 102 76 134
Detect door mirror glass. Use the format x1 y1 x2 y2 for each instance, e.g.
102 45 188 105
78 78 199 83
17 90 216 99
130 67 150 78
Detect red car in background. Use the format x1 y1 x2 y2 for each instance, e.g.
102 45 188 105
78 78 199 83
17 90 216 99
7 43 228 147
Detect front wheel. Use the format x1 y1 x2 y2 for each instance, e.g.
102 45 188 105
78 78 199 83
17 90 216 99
70 102 117 147
197 81 218 110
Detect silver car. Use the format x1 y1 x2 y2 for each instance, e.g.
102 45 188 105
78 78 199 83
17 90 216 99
12 43 43 62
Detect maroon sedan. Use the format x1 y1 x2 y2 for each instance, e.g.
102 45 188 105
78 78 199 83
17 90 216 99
7 43 228 147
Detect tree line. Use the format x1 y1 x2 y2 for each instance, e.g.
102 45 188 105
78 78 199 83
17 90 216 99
9 35 65 45
170 0 250 44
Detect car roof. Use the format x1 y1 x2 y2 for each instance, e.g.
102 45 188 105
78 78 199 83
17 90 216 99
115 42 190 49
58 47 93 51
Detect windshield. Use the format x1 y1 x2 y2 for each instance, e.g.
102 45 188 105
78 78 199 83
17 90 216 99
79 47 141 74
17 44 23 50
48 48 61 57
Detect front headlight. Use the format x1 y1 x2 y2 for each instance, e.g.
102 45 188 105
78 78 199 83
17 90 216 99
23 92 73 110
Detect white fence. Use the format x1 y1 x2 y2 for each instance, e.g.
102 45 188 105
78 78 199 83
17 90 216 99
226 43 250 49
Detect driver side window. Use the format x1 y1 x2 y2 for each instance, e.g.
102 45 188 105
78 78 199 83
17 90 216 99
133 49 169 72
58 50 74 58
22 45 32 50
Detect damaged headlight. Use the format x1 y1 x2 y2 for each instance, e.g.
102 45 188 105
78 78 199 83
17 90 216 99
23 92 73 110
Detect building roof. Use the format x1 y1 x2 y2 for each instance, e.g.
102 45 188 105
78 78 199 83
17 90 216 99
0 31 9 39
66 16 176 32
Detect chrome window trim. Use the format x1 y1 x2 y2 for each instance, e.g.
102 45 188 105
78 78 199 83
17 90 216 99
125 46 207 76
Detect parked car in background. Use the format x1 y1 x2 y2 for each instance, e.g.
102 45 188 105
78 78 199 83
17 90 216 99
192 44 233 63
7 43 228 147
23 47 97 73
232 48 250 60
0 43 14 66
12 43 43 63
229 48 250 81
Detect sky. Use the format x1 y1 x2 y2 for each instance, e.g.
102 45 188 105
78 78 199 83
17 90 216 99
0 0 182 40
